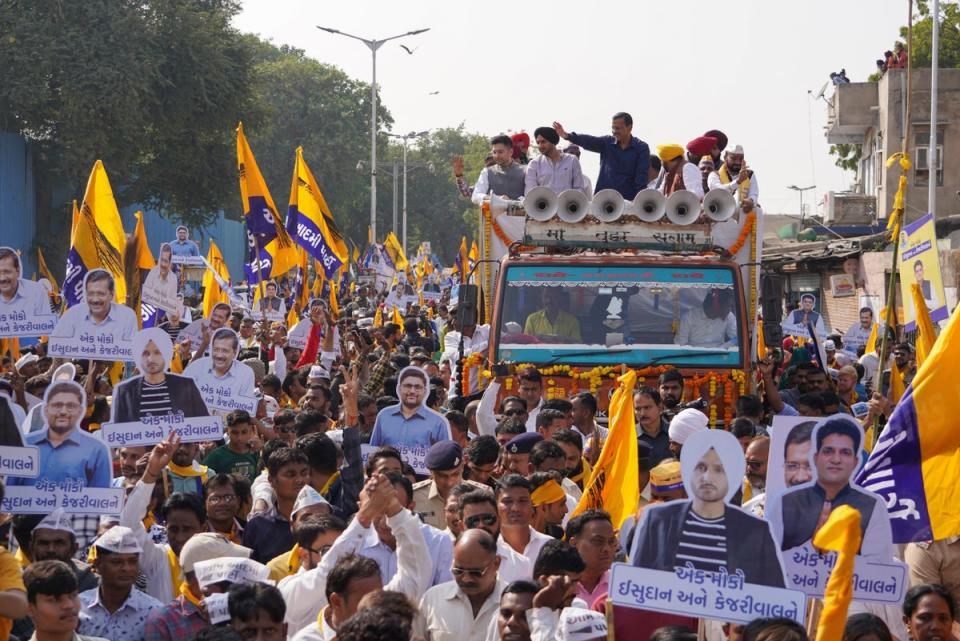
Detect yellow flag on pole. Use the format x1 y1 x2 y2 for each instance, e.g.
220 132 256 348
912 283 937 368
287 146 348 278
571 370 639 528
202 241 231 319
37 248 59 296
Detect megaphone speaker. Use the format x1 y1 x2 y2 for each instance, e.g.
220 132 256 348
489 193 522 215
590 189 625 222
703 189 737 222
557 189 589 223
633 189 667 223
523 186 558 221
457 284 479 328
665 190 701 226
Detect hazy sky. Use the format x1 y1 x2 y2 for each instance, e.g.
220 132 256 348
234 0 909 217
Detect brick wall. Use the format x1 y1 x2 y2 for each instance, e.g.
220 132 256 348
820 270 860 336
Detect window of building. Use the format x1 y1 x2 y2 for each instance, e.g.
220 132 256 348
914 129 945 187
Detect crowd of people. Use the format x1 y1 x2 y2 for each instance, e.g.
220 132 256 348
0 115 951 641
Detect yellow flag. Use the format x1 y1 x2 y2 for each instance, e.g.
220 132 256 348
312 260 325 298
374 306 383 327
813 506 862 641
288 146 348 278
864 322 878 355
286 306 299 330
889 360 906 405
912 283 937 368
368 225 373 246
131 212 156 270
352 245 360 265
383 232 408 272
202 241 230 319
70 200 80 246
392 305 403 326
329 274 340 320
571 370 639 528
79 160 128 304
126 211 156 325
37 248 59 296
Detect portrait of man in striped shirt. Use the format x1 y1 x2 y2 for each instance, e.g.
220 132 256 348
112 327 209 423
630 429 787 588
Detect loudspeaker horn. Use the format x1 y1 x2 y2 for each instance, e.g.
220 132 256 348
489 193 523 215
632 189 667 222
523 187 558 221
702 189 737 222
665 190 701 226
556 189 590 223
590 189 625 222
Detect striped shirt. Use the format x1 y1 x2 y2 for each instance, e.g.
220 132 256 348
139 380 173 419
676 510 727 571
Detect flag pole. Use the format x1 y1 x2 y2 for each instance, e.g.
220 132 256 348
251 234 268 323
873 0 914 446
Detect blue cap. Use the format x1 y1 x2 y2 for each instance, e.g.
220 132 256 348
505 432 544 455
425 441 463 470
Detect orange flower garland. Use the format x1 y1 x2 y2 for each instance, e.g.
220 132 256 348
726 211 757 256
482 204 535 252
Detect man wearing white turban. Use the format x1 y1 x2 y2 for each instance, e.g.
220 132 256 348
667 407 708 458
111 328 209 423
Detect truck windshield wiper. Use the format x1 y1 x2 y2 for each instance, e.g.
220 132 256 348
544 348 733 366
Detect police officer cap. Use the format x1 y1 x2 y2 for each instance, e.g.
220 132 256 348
505 432 544 455
425 441 464 471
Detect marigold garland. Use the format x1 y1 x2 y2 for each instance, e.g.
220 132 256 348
727 211 756 256
482 204 535 252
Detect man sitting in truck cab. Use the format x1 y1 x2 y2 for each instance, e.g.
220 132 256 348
674 289 737 348
524 289 582 343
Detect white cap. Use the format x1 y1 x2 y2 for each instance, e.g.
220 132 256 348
99 514 120 527
35 509 75 536
14 353 38 372
668 408 708 445
308 365 329 380
558 607 607 641
727 144 744 155
292 485 330 519
94 526 142 554
179 532 251 574
824 339 836 350
262 395 279 418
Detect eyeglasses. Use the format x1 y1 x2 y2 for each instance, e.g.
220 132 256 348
503 409 524 417
451 563 493 579
207 495 237 505
745 460 764 470
464 513 497 529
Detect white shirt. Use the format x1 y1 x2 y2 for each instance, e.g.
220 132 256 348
500 527 553 567
78 585 163 641
524 153 586 196
442 325 490 399
358 522 454 588
674 307 737 348
496 538 533 584
0 278 53 318
708 169 760 204
281 507 431 635
119 480 175 603
860 352 880 390
419 578 506 641
471 164 523 206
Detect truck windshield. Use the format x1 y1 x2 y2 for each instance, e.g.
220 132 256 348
495 264 744 368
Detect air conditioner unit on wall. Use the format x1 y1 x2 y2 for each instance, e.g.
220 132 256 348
824 192 877 225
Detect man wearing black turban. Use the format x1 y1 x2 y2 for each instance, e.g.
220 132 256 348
524 126 587 196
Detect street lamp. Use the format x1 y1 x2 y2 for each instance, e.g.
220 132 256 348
787 184 816 226
316 25 429 245
386 130 430 255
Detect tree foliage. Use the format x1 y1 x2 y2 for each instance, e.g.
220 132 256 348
900 2 960 68
829 144 862 172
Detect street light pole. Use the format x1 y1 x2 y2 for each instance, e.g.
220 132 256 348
929 0 940 215
787 184 816 227
387 130 429 256
316 26 429 245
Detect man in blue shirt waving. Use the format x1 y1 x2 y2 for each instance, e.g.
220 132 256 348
369 367 451 467
553 112 651 200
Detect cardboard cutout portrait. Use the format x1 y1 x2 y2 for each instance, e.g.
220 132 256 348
631 429 787 588
287 300 340 354
764 415 905 602
183 327 257 414
367 365 450 474
0 246 58 337
613 429 803 625
781 293 827 340
141 243 182 314
48 268 137 361
102 328 221 447
169 226 204 267
179 302 233 352
4 379 124 515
